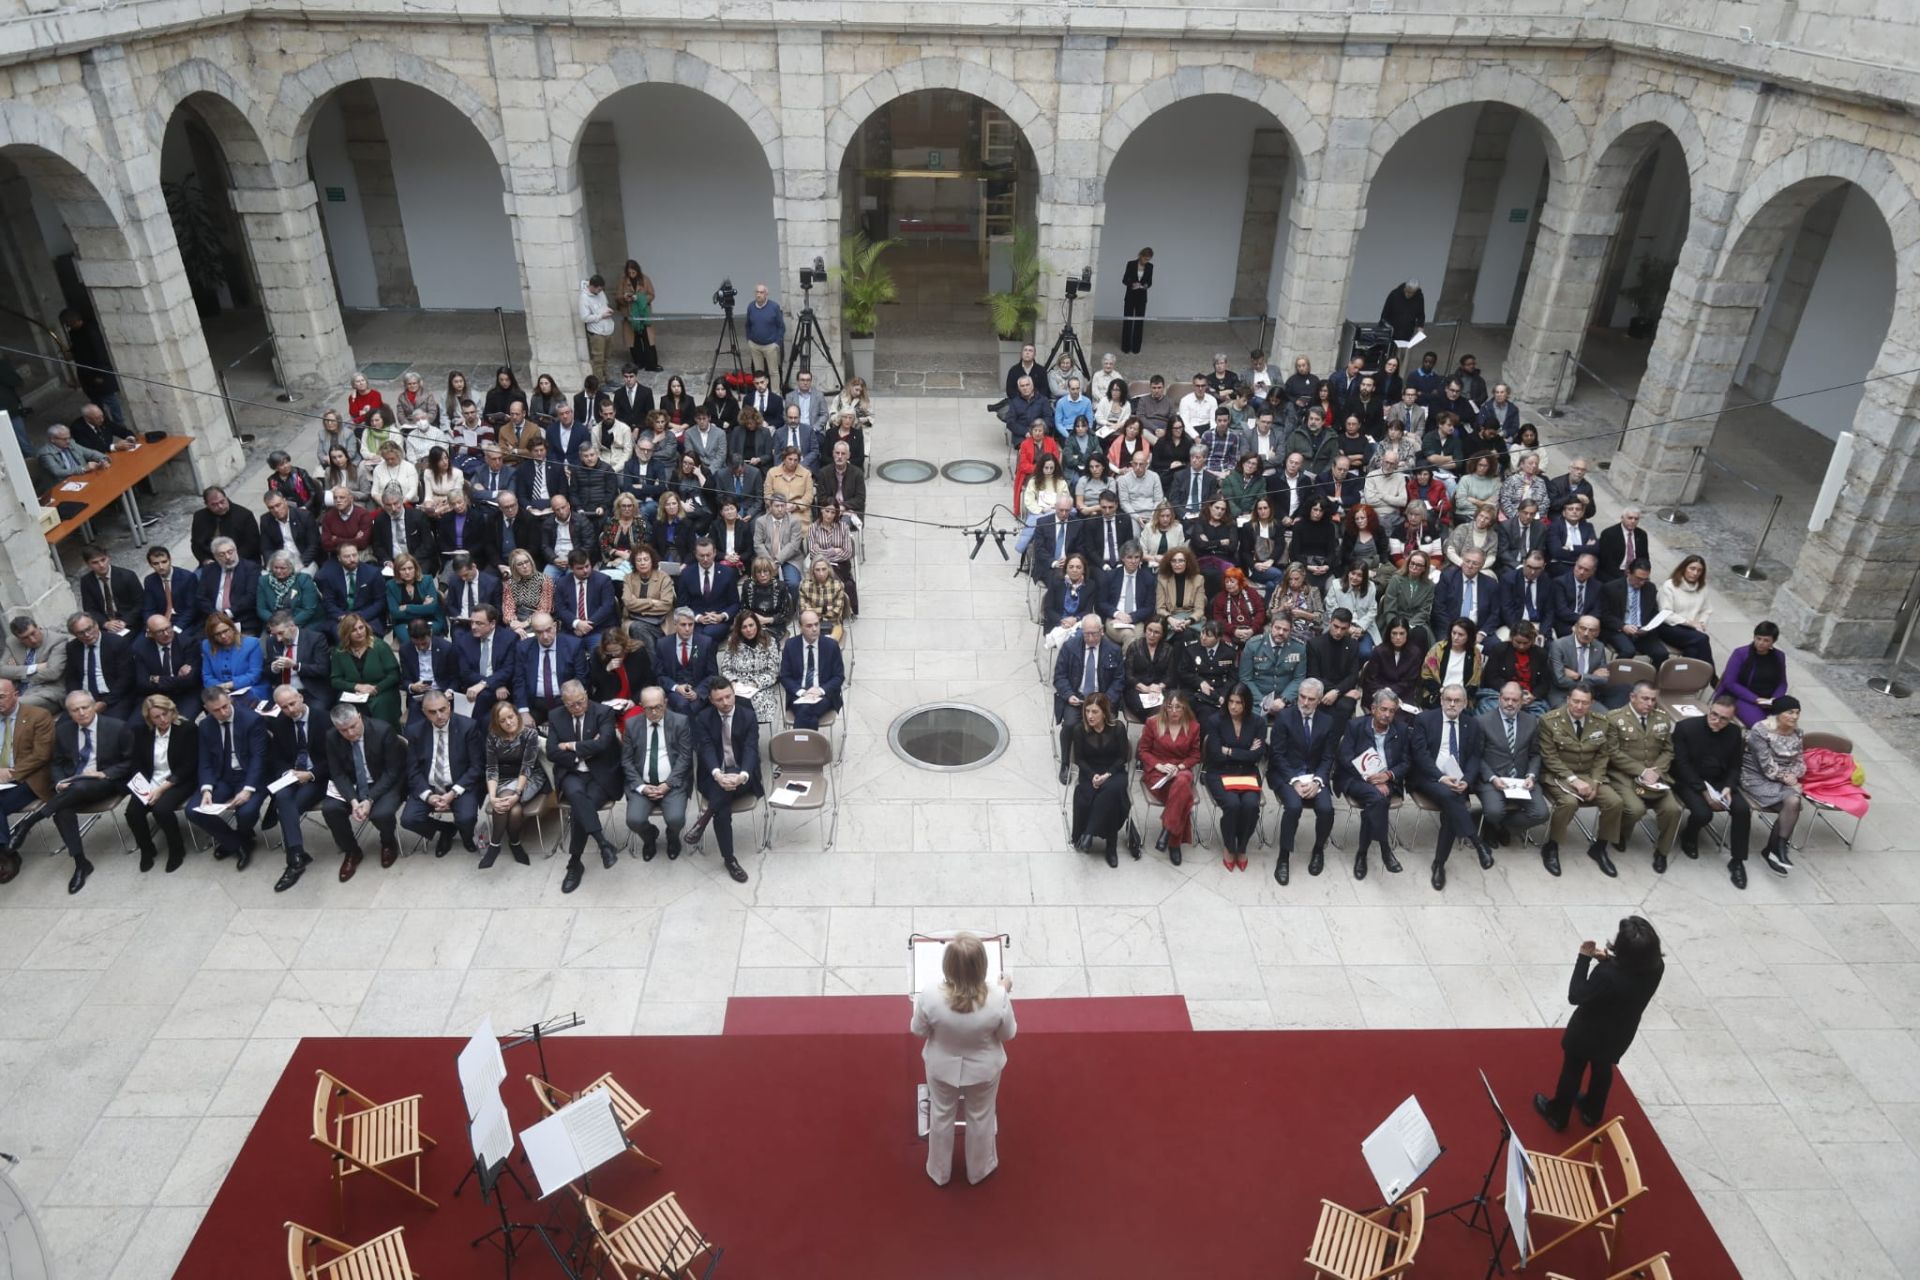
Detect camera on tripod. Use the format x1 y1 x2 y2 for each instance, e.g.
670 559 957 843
798 255 827 291
1064 266 1092 300
712 278 737 311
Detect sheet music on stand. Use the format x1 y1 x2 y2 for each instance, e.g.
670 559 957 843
457 1015 507 1122
520 1090 627 1198
1504 1134 1533 1266
1361 1095 1443 1203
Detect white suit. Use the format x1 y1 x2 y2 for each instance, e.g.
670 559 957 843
912 985 1017 1185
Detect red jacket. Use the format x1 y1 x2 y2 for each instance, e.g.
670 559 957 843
319 504 375 553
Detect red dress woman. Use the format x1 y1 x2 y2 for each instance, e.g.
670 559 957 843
1012 422 1062 517
1136 692 1204 863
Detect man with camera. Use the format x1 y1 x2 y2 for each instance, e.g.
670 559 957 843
744 282 783 379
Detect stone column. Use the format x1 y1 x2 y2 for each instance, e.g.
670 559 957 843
489 23 593 382
1435 104 1519 322
227 164 357 393
1037 35 1108 359
1270 43 1386 366
1229 130 1289 320
1503 186 1623 406
775 27 839 360
578 121 627 285
1740 185 1846 400
79 44 243 489
335 82 418 308
1609 80 1775 506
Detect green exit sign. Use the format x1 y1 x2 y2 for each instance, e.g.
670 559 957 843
927 150 942 170
1508 207 1528 223
325 186 347 203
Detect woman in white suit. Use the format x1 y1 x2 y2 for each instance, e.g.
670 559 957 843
911 933 1017 1186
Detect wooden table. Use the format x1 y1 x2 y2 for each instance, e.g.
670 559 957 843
39 433 193 546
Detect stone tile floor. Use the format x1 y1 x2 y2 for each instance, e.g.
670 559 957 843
10 344 1918 1275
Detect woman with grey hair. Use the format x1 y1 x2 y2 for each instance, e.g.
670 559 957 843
1741 695 1806 878
1497 450 1550 522
256 550 319 629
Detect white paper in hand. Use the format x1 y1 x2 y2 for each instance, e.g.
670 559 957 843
339 690 370 704
1362 1095 1442 1202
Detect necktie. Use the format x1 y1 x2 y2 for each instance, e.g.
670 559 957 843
720 713 736 769
295 717 309 769
543 647 556 699
1639 714 1648 732
577 580 588 621
392 517 404 555
78 726 93 772
1303 714 1312 739
647 722 661 784
479 639 492 679
346 574 356 608
465 582 477 617
101 576 114 617
219 571 232 610
534 469 547 500
1575 581 1585 612
1527 580 1537 615
1447 718 1458 760
353 739 371 799
162 643 173 678
1504 715 1517 755
61 448 76 469
1627 590 1641 627
1055 524 1066 560
162 577 173 616
680 639 690 669
1577 646 1589 676
1081 645 1098 694
804 643 816 689
1462 579 1475 620
1105 521 1117 562
1622 537 1633 570
0 714 10 768
703 569 712 598
89 646 102 694
431 727 449 788
223 720 235 770
1573 718 1584 738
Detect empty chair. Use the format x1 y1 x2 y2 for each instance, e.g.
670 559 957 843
528 1073 662 1172
1305 1186 1426 1280
1653 656 1712 720
582 1192 714 1280
765 727 837 851
1505 1117 1646 1268
1604 657 1656 702
1546 1250 1673 1280
285 1222 416 1280
310 1070 439 1216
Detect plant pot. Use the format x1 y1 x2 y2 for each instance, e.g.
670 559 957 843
847 335 876 383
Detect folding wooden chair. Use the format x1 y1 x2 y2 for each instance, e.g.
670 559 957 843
310 1070 439 1217
581 1192 713 1280
285 1222 417 1280
765 728 836 851
1547 1250 1672 1280
1503 1117 1646 1268
1305 1186 1426 1280
527 1073 662 1171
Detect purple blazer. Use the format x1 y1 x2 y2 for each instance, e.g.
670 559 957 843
1716 642 1787 726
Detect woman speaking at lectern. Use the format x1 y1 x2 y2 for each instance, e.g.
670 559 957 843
912 933 1017 1186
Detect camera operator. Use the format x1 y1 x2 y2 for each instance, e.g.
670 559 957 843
743 282 783 379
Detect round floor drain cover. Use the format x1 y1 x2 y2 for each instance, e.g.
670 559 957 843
888 703 1011 771
941 459 1003 484
877 459 939 484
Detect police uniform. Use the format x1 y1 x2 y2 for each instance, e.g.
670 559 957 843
1601 704 1684 856
1538 705 1621 844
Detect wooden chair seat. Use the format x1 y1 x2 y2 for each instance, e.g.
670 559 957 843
1498 1118 1644 1268
312 1070 438 1217
583 1192 712 1280
529 1073 662 1171
286 1221 417 1280
1528 1150 1603 1223
343 1095 427 1169
1546 1250 1672 1280
1306 1187 1425 1280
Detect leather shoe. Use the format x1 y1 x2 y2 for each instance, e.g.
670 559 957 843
1154 829 1169 853
724 857 749 884
1058 763 1072 786
274 856 311 894
1680 834 1699 858
1587 841 1618 878
1167 844 1181 867
1380 847 1403 874
666 831 682 860
1274 856 1290 886
639 825 658 861
461 831 478 853
0 849 18 884
1308 846 1324 877
10 812 40 846
339 854 360 882
600 843 618 870
561 863 584 894
235 846 252 873
1533 1092 1567 1133
435 831 454 857
165 849 185 873
1475 843 1495 870
1540 841 1562 877
1431 862 1447 891
1730 860 1748 889
1653 852 1668 875
379 842 398 869
1353 851 1368 880
1104 839 1118 868
67 859 93 894
139 850 155 873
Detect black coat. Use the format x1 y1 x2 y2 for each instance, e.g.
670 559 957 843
127 718 199 793
1561 953 1664 1063
323 719 405 803
78 567 145 632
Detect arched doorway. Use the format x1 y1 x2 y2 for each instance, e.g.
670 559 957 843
838 89 1038 393
158 97 267 353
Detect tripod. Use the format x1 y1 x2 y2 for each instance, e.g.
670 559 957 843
1044 288 1091 388
707 304 744 385
781 279 843 395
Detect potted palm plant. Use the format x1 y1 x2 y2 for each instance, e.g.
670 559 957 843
985 225 1043 368
836 231 898 384
1621 257 1675 340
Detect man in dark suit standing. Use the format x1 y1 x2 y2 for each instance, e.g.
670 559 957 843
654 609 715 717
777 610 845 729
400 690 482 858
1671 693 1751 889
455 604 518 714
1592 508 1648 584
12 690 132 892
185 686 268 868
1477 679 1551 854
1266 677 1342 883
62 611 136 723
195 538 262 634
264 685 328 892
514 613 586 727
1408 682 1493 890
1535 916 1664 1131
1051 615 1124 785
1597 559 1669 666
1336 689 1412 880
1119 248 1153 355
622 686 693 861
547 681 624 892
259 491 323 569
690 678 760 884
131 615 201 706
320 704 406 880
79 546 143 635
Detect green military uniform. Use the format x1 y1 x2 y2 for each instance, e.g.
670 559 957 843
1602 704 1684 856
1537 703 1622 844
1238 633 1308 710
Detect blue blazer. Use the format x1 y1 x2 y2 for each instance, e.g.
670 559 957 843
1407 707 1485 788
545 421 591 466
1335 715 1412 793
675 563 739 617
1267 704 1342 786
142 568 204 637
512 633 586 710
404 712 484 795
1097 566 1158 626
691 703 763 796
1501 567 1551 634
315 561 390 635
397 637 460 693
554 571 620 637
1548 573 1603 640
201 635 268 705
1544 518 1596 578
1051 637 1124 722
196 560 263 632
451 627 518 704
1028 510 1079 576
196 705 267 799
777 634 845 706
1430 567 1503 642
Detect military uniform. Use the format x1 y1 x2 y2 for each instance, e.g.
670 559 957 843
1601 704 1684 856
1538 704 1621 844
1237 633 1308 712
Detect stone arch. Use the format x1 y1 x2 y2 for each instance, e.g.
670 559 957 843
1100 66 1325 185
0 99 133 258
1721 140 1920 294
1585 91 1707 199
550 47 782 182
268 43 511 180
1364 67 1588 197
825 57 1055 176
144 58 275 184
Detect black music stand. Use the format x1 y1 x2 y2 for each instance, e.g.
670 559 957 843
1430 1070 1518 1275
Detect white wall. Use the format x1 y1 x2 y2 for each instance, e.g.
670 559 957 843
306 82 520 311
593 84 779 316
1096 95 1271 320
1345 109 1473 323
1470 124 1547 325
1761 185 1896 438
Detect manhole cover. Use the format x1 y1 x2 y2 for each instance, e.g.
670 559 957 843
941 459 1003 484
877 459 939 484
359 361 413 381
888 703 1011 772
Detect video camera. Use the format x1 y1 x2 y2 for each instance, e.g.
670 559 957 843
1064 266 1093 300
713 278 737 311
799 255 827 291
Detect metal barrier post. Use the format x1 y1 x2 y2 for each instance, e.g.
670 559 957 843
1543 349 1572 419
1657 447 1702 524
1868 562 1920 698
215 369 242 443
495 307 512 370
1731 494 1783 580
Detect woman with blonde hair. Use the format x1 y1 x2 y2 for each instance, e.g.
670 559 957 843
501 548 553 637
798 557 849 640
911 932 1016 1187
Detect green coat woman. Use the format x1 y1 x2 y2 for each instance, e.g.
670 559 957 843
330 614 403 727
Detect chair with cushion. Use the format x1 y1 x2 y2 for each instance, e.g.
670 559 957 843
285 1222 416 1280
310 1069 439 1216
528 1073 662 1172
1503 1117 1645 1269
765 727 836 851
1305 1186 1426 1280
582 1192 713 1280
1653 656 1712 721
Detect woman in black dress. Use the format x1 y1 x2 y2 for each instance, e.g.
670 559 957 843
659 375 696 428
1535 916 1664 1131
1119 247 1153 355
1361 619 1423 712
1290 497 1339 587
1068 693 1133 867
1120 616 1175 722
1204 683 1265 871
482 366 524 420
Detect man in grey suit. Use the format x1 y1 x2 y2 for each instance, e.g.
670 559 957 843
36 423 109 480
622 684 693 861
0 616 70 713
1476 680 1551 853
785 369 827 430
1546 615 1623 710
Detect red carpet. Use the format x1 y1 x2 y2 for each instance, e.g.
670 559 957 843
722 993 1193 1034
176 1029 1737 1279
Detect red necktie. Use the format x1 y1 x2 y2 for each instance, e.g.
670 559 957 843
680 640 690 668
577 581 588 620
283 644 295 684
